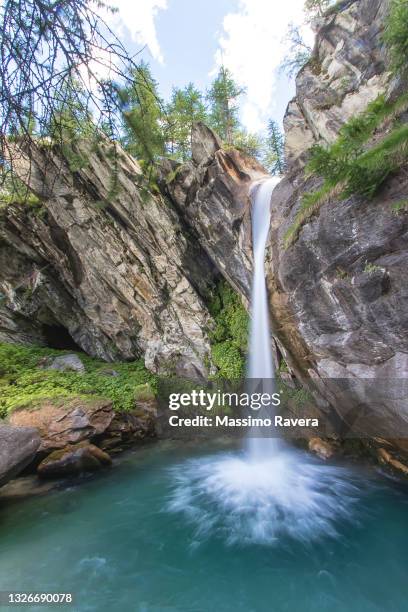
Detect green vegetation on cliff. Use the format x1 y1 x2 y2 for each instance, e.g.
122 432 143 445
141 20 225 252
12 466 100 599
284 93 408 247
208 282 249 379
384 0 408 76
0 343 156 417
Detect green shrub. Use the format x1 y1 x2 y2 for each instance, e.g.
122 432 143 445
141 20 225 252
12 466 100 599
0 342 156 417
208 281 249 379
383 0 408 76
211 340 244 379
284 93 408 247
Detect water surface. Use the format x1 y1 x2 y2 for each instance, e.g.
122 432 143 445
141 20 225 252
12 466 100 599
0 442 407 612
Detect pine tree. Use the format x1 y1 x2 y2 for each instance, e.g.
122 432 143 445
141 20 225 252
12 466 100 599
165 83 207 160
206 67 245 144
119 62 165 166
264 120 285 175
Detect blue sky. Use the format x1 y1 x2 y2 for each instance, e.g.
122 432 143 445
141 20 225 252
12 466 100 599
102 0 314 134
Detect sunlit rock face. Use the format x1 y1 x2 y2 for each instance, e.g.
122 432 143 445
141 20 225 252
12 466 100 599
159 122 269 301
266 0 408 448
0 125 266 377
0 140 215 377
284 0 392 167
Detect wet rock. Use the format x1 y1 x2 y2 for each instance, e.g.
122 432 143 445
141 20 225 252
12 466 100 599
37 442 112 478
377 447 408 477
0 425 41 486
308 437 336 460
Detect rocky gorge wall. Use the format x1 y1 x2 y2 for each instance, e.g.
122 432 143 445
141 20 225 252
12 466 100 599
0 125 266 378
265 0 408 451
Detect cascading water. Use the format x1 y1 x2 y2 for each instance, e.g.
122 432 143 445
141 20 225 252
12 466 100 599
247 177 281 457
167 177 363 546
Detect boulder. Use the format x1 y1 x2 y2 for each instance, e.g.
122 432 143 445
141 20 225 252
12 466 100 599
46 354 85 373
8 397 157 456
0 425 41 486
37 442 112 478
308 437 336 460
8 399 115 452
377 447 408 477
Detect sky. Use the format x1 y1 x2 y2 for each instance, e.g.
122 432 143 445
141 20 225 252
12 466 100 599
102 0 314 134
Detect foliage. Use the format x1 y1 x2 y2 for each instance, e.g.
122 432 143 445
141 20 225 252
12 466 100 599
263 120 285 174
364 262 382 274
0 174 40 208
284 94 408 247
231 130 263 159
280 23 312 77
392 198 408 214
0 342 156 417
119 63 166 167
208 282 249 379
0 0 148 187
165 84 207 160
207 66 245 145
47 77 97 172
304 0 336 19
383 0 408 76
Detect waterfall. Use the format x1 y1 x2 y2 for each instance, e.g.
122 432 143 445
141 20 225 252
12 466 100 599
247 177 279 380
168 177 358 546
247 177 282 457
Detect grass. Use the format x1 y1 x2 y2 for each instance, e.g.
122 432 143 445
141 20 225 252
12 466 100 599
284 94 408 248
383 0 408 77
0 342 157 418
392 198 408 214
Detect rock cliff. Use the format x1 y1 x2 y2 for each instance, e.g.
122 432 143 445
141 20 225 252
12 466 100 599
0 125 266 377
0 139 217 377
266 0 408 447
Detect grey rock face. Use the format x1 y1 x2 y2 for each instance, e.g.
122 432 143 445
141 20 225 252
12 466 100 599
284 0 391 168
0 426 41 486
0 139 215 377
265 0 408 444
160 124 269 300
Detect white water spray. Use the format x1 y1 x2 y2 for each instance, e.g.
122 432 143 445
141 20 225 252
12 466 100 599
168 177 361 546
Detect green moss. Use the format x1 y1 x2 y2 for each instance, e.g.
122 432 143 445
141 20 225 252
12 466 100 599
284 93 408 248
207 281 249 379
0 342 156 418
364 262 383 274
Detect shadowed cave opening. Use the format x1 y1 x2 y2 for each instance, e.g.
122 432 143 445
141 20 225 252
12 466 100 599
42 323 83 352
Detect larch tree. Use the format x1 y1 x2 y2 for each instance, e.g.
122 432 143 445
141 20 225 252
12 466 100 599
119 62 165 166
206 66 245 145
165 83 207 160
264 120 285 175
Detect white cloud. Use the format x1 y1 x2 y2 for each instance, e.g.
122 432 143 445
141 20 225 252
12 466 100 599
105 0 168 64
213 0 314 133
